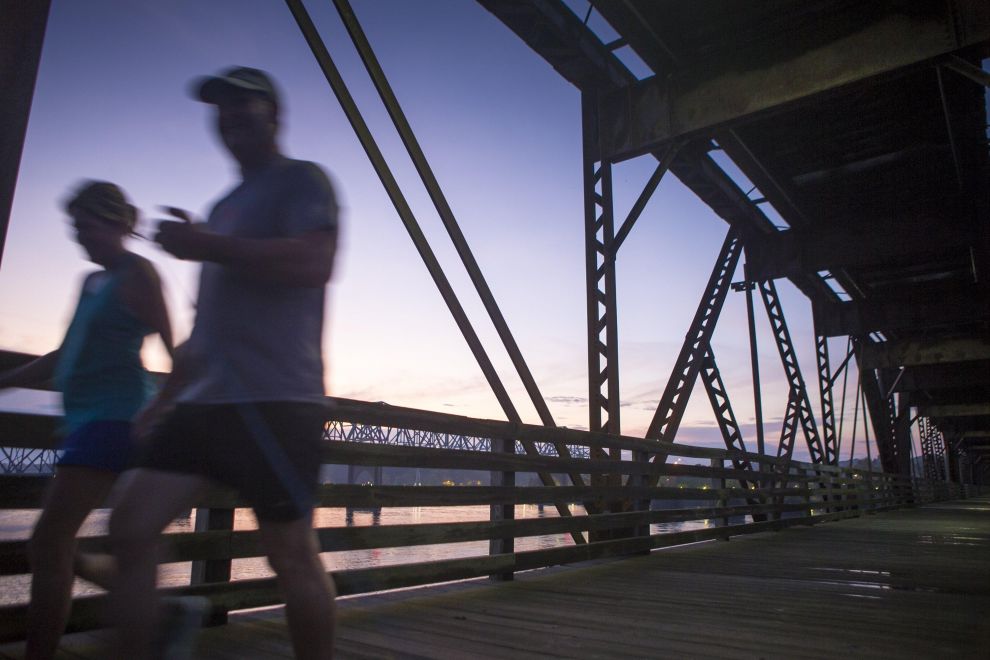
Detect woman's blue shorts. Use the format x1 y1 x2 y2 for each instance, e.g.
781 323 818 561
57 420 134 473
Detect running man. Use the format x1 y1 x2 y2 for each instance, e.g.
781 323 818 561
108 67 339 659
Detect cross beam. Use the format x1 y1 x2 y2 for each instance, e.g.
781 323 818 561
861 337 990 369
920 403 990 418
745 220 976 283
596 1 990 162
893 362 990 392
813 293 990 337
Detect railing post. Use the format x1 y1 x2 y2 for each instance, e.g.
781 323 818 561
710 457 728 536
843 467 854 515
489 436 515 581
820 466 832 515
190 507 234 625
849 467 860 514
633 447 652 545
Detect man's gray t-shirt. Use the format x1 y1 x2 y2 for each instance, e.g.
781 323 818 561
177 156 338 405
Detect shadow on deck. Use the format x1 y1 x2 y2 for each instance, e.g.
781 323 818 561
2 497 988 659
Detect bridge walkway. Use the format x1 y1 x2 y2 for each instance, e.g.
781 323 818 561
2 497 988 659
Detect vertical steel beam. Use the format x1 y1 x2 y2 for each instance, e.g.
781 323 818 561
894 392 913 476
919 417 938 482
946 435 961 483
815 333 839 465
932 421 947 482
743 277 766 460
833 338 854 460
581 93 623 535
582 92 621 442
0 0 52 269
758 280 825 464
646 230 742 454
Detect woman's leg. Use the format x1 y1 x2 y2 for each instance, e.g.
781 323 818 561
25 465 116 660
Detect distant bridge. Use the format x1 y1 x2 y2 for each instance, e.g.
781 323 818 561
324 419 590 459
0 415 590 475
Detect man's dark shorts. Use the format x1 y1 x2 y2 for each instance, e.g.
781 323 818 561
140 402 327 522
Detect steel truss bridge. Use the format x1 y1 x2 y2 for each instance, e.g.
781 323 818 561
0 415 590 475
324 420 589 459
0 2 988 653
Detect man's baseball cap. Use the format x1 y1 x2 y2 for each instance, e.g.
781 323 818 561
192 66 280 106
64 181 138 231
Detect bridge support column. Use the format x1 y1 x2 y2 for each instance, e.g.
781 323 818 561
815 332 839 466
582 92 624 542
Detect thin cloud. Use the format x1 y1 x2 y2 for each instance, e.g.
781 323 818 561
546 395 587 405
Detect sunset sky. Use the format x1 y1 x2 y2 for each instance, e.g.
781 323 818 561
0 0 889 463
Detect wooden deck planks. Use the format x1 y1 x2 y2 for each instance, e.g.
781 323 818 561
1 497 988 658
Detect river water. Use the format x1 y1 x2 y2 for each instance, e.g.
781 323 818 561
0 505 710 605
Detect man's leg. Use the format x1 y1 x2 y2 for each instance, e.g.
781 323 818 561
108 468 207 660
25 466 116 660
258 513 336 660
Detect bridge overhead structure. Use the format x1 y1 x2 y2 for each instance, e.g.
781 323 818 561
478 0 990 480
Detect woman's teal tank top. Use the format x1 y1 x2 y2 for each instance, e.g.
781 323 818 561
53 254 154 433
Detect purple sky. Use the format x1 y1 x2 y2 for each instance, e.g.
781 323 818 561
0 0 887 463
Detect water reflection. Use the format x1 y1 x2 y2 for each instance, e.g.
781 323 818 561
344 507 381 525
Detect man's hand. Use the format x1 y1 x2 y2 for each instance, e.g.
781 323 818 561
131 399 170 446
154 206 216 261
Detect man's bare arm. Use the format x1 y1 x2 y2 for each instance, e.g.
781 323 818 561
131 341 192 441
155 221 336 288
